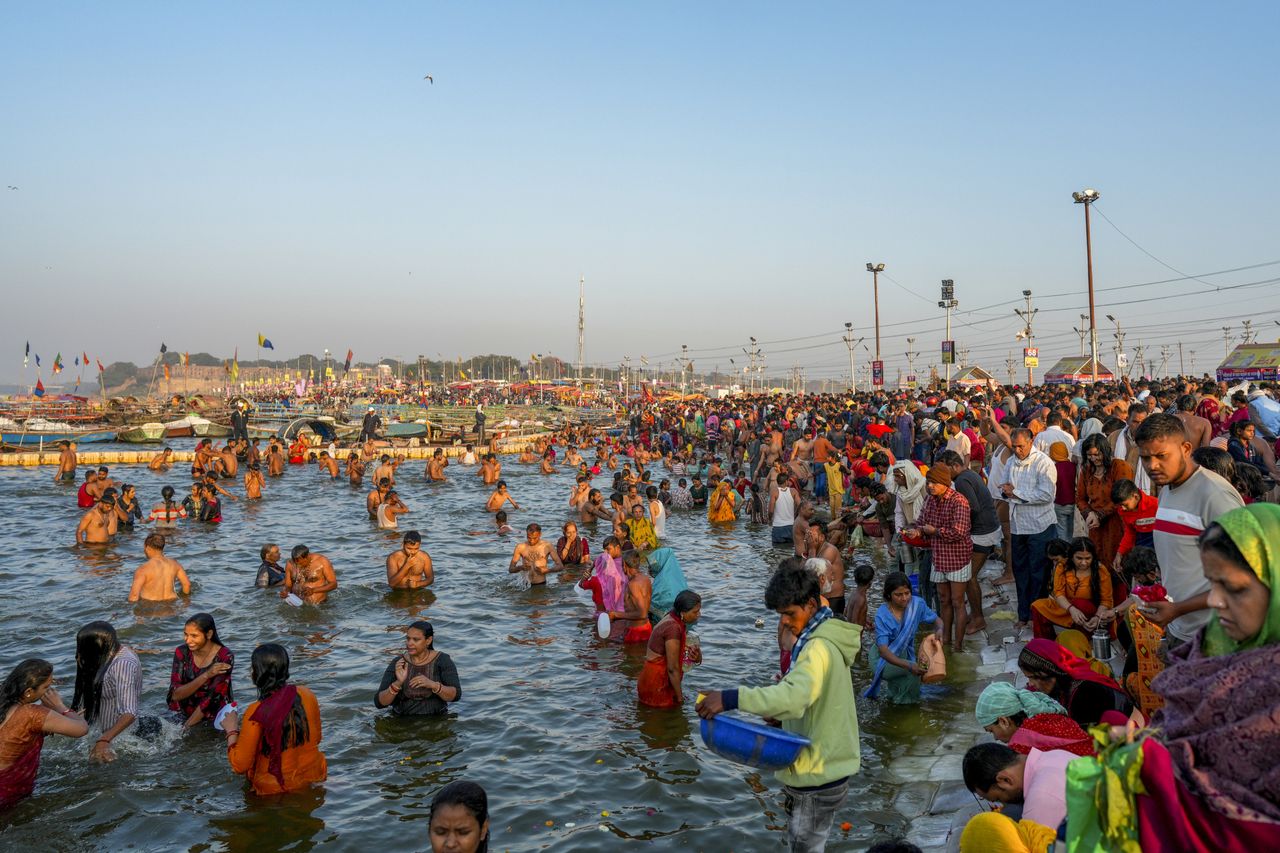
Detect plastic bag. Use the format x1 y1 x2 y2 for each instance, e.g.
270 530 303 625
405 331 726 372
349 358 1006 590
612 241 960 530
850 525 866 548
918 634 947 684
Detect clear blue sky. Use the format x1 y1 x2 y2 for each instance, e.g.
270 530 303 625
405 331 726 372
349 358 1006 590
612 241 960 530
3 2 1278 387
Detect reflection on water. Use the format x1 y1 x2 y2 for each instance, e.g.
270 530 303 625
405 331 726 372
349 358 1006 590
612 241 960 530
0 450 976 850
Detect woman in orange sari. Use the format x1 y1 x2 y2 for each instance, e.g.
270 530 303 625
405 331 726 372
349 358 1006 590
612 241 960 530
1075 433 1132 567
638 591 702 708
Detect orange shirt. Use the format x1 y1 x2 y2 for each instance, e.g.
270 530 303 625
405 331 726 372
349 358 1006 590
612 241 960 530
229 686 327 795
811 436 835 463
1052 561 1114 610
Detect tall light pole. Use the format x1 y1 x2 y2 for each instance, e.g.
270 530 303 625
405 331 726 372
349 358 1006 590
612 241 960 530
938 279 958 386
1106 314 1126 378
1073 188 1101 383
866 263 885 361
1072 314 1089 357
842 323 858 392
1014 290 1038 385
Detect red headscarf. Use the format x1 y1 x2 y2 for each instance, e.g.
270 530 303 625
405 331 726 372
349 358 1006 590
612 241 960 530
1020 638 1124 693
250 684 300 788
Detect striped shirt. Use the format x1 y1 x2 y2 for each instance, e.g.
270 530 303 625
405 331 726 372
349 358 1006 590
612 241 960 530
97 647 142 734
1005 449 1058 535
1153 466 1244 641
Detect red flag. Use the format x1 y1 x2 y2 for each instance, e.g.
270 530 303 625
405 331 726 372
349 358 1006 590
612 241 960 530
33 378 45 397
163 364 170 381
343 349 353 372
96 359 105 372
82 351 89 365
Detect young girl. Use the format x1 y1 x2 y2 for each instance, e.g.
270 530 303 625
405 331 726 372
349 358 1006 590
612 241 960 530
1030 537 1114 639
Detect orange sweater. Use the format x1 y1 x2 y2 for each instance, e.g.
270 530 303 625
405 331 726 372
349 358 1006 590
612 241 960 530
228 686 326 795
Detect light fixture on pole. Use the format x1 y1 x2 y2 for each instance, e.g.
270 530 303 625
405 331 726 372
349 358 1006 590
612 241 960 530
938 279 958 386
842 323 863 393
866 263 885 361
1072 187 1101 383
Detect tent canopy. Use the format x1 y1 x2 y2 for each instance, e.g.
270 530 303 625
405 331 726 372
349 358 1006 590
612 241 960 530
1043 356 1115 385
1217 343 1280 383
950 365 998 387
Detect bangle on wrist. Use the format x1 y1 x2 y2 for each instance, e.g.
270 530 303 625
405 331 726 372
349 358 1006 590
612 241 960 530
96 738 111 745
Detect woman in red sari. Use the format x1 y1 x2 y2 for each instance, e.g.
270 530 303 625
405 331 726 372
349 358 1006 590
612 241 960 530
0 659 88 809
638 591 701 708
1018 637 1128 728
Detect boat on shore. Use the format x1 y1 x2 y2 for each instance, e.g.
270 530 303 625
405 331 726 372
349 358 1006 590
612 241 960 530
163 416 233 438
116 422 166 443
0 417 116 446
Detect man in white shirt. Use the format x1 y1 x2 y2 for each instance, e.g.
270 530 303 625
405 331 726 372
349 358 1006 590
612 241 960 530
944 420 971 466
1032 412 1075 457
999 428 1058 629
963 742 1075 831
1108 408 1151 494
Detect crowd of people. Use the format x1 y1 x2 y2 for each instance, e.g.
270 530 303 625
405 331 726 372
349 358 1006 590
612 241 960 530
4 373 1280 850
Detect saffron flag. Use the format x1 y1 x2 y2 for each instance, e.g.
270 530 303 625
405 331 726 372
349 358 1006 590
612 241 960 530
257 334 274 350
33 379 45 397
53 353 63 374
343 349 353 372
183 352 190 366
163 364 170 381
82 351 88 365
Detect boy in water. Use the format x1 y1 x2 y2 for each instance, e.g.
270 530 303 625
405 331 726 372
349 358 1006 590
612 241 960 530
386 530 433 588
54 440 78 482
843 563 876 632
128 533 191 601
508 523 564 585
468 510 515 535
486 481 520 512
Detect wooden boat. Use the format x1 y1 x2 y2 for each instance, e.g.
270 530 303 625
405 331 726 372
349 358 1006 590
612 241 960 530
384 421 428 439
116 422 166 443
0 417 117 445
163 416 233 438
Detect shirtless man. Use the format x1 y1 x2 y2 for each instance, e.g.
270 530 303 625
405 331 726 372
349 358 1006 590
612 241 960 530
806 522 846 615
201 472 238 502
346 452 365 486
377 490 409 529
148 447 174 472
792 502 815 558
507 523 564 586
610 550 654 643
245 439 262 469
192 440 216 478
76 495 117 545
54 441 77 482
480 453 502 485
622 484 644 516
373 454 403 487
569 476 592 512
564 447 582 467
317 451 339 479
127 533 191 602
218 443 239 478
244 463 264 500
788 433 813 490
539 451 558 474
386 530 433 588
87 466 116 502
469 510 515 536
518 447 536 464
486 480 520 512
266 441 286 477
426 449 449 482
579 489 613 525
283 545 337 604
367 477 391 519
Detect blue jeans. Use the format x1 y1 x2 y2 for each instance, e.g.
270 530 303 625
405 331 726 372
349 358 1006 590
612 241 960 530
1054 504 1076 543
783 778 849 852
1011 524 1056 622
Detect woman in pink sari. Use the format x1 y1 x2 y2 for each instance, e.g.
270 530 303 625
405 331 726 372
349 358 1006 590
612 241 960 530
0 659 89 809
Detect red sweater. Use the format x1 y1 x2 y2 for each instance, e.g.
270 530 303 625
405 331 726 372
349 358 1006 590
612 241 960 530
1117 492 1159 557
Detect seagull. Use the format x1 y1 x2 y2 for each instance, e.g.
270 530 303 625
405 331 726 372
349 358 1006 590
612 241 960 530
423 75 433 84
6 186 16 190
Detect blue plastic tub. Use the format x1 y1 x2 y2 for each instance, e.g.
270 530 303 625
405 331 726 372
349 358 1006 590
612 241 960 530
700 714 811 771
908 573 920 595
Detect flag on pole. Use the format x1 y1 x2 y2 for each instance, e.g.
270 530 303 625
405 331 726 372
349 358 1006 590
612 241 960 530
97 359 105 372
257 334 274 350
74 355 80 367
160 342 167 354
230 348 240 382
82 351 88 365
33 379 45 397
163 364 170 381
343 349 353 372
53 353 63 374
183 352 190 366
23 342 29 368
34 353 40 368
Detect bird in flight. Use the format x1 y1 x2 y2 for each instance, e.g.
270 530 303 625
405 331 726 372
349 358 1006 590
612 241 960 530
423 75 433 84
6 186 16 190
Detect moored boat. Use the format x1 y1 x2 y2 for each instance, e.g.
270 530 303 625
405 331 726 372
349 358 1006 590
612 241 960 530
117 422 166 443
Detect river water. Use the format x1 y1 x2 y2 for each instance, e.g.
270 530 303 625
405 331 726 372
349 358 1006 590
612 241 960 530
0 446 989 851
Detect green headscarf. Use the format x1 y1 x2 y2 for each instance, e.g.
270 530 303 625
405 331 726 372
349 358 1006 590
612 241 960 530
974 681 1068 727
1202 502 1280 656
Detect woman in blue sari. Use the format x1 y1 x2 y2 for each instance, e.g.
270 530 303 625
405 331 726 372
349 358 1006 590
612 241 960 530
865 571 943 704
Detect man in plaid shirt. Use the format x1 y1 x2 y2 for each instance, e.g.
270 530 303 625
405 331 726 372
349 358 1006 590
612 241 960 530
998 428 1059 629
907 466 973 651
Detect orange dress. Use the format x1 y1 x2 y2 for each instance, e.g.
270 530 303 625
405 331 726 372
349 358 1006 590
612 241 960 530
1030 560 1114 630
1075 459 1133 566
229 686 327 795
